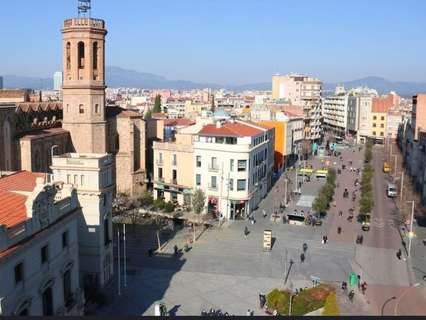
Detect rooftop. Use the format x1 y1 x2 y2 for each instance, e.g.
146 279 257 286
53 152 109 159
163 118 195 127
0 171 45 193
198 121 264 137
20 128 69 141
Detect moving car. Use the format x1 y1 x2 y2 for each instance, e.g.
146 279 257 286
387 183 397 198
383 162 391 173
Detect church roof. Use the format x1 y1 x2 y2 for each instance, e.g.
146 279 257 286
16 102 62 113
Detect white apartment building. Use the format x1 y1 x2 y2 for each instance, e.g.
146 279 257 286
51 153 114 290
163 101 186 119
357 96 374 143
387 111 403 139
0 171 83 316
193 120 274 220
275 111 304 159
322 95 350 138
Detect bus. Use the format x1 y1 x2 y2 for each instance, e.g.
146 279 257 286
315 169 328 178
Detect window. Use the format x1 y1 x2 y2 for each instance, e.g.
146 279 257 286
372 131 376 136
172 154 177 166
158 168 163 179
211 157 218 170
66 42 71 70
238 160 247 172
42 287 53 316
380 131 384 136
63 270 72 307
230 159 234 171
380 123 384 128
67 174 71 184
95 104 99 113
237 179 246 191
196 156 201 167
104 217 110 246
196 174 201 186
381 116 385 121
373 116 377 120
62 231 69 249
93 42 98 70
73 175 78 185
78 41 85 69
211 176 217 188
14 262 23 284
79 104 84 114
373 123 376 127
41 245 49 264
229 178 234 191
80 175 85 186
172 169 177 183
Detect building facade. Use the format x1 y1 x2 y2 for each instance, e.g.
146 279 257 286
193 120 274 220
0 172 83 316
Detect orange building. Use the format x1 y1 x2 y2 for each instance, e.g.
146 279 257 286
259 121 286 172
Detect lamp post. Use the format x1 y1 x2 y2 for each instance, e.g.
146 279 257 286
406 200 415 257
381 296 396 315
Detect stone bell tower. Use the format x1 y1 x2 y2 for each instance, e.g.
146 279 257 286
61 2 107 154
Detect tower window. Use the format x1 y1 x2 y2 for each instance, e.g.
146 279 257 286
79 104 84 114
95 104 99 113
66 42 71 70
78 41 85 69
93 42 98 70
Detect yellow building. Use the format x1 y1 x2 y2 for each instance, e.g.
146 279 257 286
153 131 194 205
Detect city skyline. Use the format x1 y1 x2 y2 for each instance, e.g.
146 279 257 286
0 0 426 84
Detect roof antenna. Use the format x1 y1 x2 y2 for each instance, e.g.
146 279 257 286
78 0 91 17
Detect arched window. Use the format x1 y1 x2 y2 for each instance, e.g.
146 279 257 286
66 42 71 70
93 42 98 70
78 41 85 69
79 104 84 114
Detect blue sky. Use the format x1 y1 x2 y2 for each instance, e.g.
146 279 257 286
1 0 425 84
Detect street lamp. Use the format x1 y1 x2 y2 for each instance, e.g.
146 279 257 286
381 296 396 315
406 200 415 257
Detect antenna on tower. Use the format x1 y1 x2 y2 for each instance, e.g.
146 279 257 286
78 0 91 17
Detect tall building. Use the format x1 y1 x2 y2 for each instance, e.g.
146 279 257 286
412 94 426 140
53 71 63 91
61 17 108 154
357 96 374 143
272 74 322 142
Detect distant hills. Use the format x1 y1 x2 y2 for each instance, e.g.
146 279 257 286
2 67 425 96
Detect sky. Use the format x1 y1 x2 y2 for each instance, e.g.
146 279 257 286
0 0 425 85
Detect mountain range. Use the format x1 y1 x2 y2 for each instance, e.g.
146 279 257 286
1 66 425 96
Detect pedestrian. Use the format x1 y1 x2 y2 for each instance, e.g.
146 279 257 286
173 245 178 256
263 209 267 218
357 275 361 290
246 309 251 316
361 281 367 295
300 252 305 263
339 210 343 217
396 249 402 260
244 226 249 238
322 236 326 244
303 243 308 252
324 235 328 244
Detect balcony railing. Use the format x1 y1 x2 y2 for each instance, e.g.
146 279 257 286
208 183 218 191
208 165 219 172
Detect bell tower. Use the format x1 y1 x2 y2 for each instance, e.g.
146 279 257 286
62 0 107 154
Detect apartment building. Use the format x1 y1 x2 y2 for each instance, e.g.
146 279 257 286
153 126 197 206
322 95 350 138
412 94 426 140
387 110 403 140
0 171 83 316
193 120 274 220
357 95 374 143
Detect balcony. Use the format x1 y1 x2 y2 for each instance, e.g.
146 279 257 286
208 165 220 172
208 183 218 191
156 159 164 166
171 179 178 185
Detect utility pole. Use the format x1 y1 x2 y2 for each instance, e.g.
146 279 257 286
284 178 288 205
400 172 404 200
408 200 415 257
394 155 398 177
123 224 127 288
117 228 121 296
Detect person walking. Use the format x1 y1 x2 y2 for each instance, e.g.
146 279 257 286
246 309 251 316
361 281 368 295
244 226 249 239
303 243 308 252
300 252 305 263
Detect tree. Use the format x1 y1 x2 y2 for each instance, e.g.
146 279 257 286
139 191 154 207
144 108 152 120
153 94 162 113
211 95 215 113
164 201 175 213
192 189 206 215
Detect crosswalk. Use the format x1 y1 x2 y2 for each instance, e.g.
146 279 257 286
370 217 397 229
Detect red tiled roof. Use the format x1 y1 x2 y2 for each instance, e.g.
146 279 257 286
0 190 28 228
198 122 264 137
163 118 195 127
152 112 168 119
0 171 45 193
